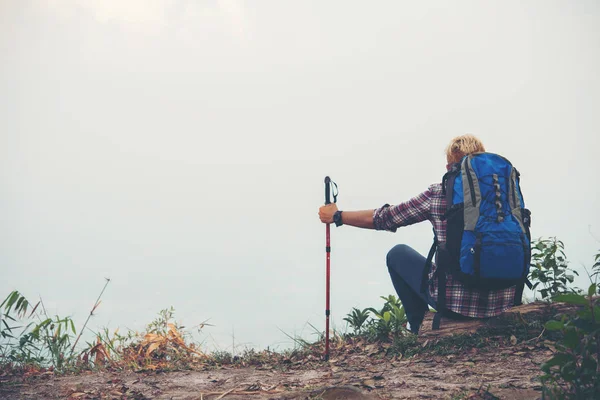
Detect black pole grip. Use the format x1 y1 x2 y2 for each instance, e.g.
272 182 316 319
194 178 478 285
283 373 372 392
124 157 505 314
324 176 331 205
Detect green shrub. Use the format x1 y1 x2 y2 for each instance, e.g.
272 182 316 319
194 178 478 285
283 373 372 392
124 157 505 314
342 307 370 335
540 250 600 399
1 280 113 372
343 295 408 342
1 291 76 370
529 238 579 300
366 294 407 340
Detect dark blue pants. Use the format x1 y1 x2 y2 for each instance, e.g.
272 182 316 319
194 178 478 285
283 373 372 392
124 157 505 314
386 244 434 333
386 244 471 333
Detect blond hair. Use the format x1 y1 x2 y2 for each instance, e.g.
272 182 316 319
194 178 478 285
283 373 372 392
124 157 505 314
445 134 486 164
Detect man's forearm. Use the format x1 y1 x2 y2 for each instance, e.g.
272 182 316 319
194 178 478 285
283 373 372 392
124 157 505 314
340 210 376 229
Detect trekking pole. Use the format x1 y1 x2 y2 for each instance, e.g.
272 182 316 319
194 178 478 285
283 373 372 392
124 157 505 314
323 176 338 361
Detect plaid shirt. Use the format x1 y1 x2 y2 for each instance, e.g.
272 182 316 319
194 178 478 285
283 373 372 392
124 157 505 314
373 183 516 318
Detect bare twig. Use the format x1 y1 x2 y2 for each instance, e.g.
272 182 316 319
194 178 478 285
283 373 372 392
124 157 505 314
215 388 236 399
201 389 283 398
70 278 111 357
524 328 546 343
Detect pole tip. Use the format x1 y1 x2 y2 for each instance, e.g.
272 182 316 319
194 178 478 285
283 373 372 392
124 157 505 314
324 176 330 184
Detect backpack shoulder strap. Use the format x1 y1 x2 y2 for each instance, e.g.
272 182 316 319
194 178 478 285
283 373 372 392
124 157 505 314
441 162 461 206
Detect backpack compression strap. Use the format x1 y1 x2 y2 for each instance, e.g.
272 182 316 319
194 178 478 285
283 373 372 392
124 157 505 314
461 156 481 231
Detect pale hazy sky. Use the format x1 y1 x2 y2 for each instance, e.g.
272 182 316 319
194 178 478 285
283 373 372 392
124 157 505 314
1 0 599 351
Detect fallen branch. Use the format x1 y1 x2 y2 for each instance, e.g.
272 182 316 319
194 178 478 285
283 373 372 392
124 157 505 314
215 388 235 399
199 388 284 399
524 327 546 343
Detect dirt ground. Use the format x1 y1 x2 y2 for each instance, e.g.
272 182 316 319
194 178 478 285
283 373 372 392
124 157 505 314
0 338 549 400
2 303 566 400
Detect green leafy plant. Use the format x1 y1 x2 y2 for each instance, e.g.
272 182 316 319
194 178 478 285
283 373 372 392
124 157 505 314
1 291 78 371
592 251 600 282
29 315 76 370
365 295 408 341
540 250 600 399
343 307 371 335
342 296 408 342
1 281 111 372
1 291 37 340
1 291 41 367
146 307 180 336
529 238 579 300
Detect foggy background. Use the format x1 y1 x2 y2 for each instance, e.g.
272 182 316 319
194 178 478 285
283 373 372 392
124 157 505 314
1 0 599 352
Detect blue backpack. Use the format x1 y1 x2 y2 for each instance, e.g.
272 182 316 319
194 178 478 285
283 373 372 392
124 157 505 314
423 152 532 329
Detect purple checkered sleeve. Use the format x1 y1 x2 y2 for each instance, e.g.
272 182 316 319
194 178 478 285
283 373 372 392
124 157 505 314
373 183 516 318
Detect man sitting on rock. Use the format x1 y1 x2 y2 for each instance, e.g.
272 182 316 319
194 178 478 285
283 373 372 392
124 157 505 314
318 134 528 334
